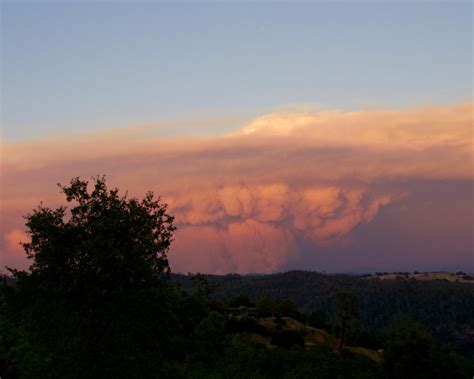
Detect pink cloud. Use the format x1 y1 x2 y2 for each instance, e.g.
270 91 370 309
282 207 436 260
1 103 472 273
4 229 28 254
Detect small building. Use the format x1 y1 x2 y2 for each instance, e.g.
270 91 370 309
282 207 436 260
228 305 257 317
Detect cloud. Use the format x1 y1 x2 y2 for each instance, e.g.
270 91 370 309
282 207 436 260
170 218 295 274
237 103 472 150
4 229 28 254
1 103 472 273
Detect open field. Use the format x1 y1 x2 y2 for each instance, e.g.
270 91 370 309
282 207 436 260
369 271 474 284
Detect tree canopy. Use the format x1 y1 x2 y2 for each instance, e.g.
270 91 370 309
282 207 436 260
15 176 176 296
1 177 178 377
332 292 361 350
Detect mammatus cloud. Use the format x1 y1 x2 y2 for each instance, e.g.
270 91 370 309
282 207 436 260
1 103 472 273
168 185 398 273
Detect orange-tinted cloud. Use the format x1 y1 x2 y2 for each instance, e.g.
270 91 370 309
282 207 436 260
4 229 28 254
1 103 472 273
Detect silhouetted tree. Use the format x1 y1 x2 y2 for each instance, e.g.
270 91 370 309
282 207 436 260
194 311 227 361
333 292 361 350
1 176 178 376
17 176 175 293
228 294 253 308
279 298 299 318
256 297 278 317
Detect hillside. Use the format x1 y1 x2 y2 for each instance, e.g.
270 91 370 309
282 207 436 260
173 270 474 356
368 271 474 284
252 316 383 363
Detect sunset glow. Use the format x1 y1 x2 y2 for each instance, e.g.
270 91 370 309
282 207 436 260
2 103 472 273
1 2 472 274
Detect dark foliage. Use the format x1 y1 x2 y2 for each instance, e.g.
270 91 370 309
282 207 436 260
308 310 329 330
382 315 474 379
271 330 305 349
174 270 474 356
0 177 177 377
332 292 361 349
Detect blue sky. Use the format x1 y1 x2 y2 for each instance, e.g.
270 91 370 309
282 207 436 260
2 1 472 140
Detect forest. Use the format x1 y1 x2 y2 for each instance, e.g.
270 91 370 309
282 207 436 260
0 177 473 378
173 270 474 357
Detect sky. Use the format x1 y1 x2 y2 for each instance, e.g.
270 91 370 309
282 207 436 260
1 2 473 274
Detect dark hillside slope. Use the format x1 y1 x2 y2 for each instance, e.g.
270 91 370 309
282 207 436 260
173 271 474 356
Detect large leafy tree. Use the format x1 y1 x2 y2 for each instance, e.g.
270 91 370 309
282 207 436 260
1 177 179 377
18 176 176 295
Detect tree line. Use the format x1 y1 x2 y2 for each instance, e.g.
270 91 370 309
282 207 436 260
175 270 474 357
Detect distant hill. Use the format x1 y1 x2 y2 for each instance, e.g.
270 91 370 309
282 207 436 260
172 270 474 357
368 271 474 284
